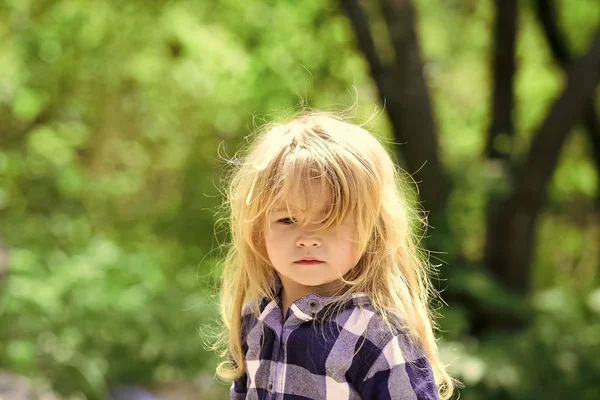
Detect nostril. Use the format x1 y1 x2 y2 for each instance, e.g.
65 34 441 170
296 237 321 248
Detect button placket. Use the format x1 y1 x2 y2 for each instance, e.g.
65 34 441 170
307 298 322 318
279 325 292 398
268 324 281 398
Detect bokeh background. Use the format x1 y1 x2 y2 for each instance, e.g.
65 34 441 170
0 0 599 399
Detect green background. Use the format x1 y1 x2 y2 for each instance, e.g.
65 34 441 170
0 0 598 399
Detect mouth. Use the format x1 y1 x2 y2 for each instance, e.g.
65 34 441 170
294 257 324 265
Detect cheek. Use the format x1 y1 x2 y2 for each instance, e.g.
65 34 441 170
263 222 278 244
265 225 283 243
263 227 288 260
333 230 358 263
263 230 275 255
344 231 361 264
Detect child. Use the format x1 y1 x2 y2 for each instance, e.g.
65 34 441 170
214 112 456 399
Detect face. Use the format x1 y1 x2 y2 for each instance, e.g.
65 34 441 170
263 186 357 299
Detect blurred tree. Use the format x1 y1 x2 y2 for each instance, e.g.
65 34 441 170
534 0 600 205
486 0 517 161
341 0 599 335
340 0 450 216
483 33 600 297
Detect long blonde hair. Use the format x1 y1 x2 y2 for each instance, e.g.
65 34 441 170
213 111 456 399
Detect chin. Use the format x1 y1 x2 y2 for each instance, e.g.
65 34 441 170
292 276 332 288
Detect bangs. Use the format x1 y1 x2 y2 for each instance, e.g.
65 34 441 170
269 147 353 231
250 134 367 232
274 155 342 230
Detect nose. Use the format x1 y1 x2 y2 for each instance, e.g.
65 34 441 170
296 235 321 247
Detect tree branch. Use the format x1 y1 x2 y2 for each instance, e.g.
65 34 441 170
339 0 383 79
516 33 600 208
534 0 571 65
535 0 600 206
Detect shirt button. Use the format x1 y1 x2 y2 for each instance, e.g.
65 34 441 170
268 382 273 391
308 300 318 308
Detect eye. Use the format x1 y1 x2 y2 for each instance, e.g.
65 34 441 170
277 217 296 225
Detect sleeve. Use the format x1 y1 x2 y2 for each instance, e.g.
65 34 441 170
359 334 440 400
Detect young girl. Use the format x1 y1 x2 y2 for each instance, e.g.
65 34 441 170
214 112 456 399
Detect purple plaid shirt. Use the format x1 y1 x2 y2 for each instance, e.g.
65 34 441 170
231 290 440 399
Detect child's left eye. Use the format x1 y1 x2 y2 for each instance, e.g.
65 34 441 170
277 217 296 225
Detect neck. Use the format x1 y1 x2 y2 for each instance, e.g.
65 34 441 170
277 275 347 317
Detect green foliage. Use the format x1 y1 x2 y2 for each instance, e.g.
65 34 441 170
1 236 219 397
443 286 600 400
0 0 598 399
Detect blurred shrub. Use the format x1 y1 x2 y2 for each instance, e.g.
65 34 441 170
442 286 600 400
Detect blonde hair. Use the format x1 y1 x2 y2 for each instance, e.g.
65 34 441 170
213 111 456 399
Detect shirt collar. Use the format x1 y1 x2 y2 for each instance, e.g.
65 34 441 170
258 274 370 323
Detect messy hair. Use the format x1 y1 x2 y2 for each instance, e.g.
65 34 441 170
213 111 456 399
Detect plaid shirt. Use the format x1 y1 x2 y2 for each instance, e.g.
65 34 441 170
231 290 440 399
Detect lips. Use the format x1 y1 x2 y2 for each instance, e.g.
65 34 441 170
294 257 324 265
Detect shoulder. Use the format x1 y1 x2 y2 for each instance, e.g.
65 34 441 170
327 294 414 350
336 300 438 398
335 301 424 363
319 295 425 366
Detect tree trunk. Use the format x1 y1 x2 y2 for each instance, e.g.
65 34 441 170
486 0 518 159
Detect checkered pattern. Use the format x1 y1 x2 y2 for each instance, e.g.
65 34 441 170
230 290 439 399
